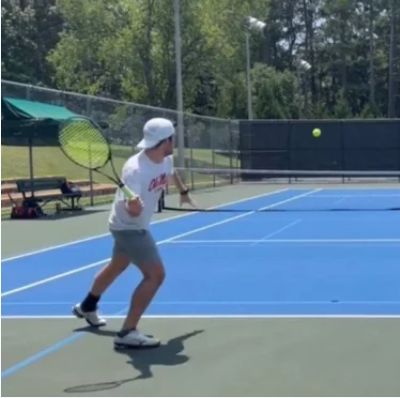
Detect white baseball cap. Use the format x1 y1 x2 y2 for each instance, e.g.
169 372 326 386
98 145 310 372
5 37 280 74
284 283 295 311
136 118 175 149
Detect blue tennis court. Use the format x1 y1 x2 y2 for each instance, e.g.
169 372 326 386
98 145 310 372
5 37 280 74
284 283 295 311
2 186 400 396
3 187 400 318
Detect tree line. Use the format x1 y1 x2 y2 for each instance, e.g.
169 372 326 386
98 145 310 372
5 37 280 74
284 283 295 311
2 0 399 120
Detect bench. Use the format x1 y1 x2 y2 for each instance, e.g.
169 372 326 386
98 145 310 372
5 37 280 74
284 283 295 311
13 177 83 213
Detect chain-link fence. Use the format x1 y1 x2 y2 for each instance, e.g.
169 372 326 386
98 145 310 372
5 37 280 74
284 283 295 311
2 80 240 207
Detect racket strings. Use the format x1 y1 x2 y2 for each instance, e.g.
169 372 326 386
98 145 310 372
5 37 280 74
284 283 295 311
59 119 110 169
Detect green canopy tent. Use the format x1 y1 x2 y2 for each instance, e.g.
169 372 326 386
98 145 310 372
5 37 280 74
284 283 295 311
2 97 78 121
1 96 80 186
2 97 78 143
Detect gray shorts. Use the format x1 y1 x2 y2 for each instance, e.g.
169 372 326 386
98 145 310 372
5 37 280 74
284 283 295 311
110 229 161 265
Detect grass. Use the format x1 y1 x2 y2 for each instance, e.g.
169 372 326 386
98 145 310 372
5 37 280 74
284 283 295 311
1 145 238 182
1 144 239 216
1 145 238 219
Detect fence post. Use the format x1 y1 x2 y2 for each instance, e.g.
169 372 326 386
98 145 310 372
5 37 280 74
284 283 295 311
288 120 292 184
187 122 194 190
86 97 94 206
341 120 346 183
25 86 35 188
211 121 216 187
229 120 234 184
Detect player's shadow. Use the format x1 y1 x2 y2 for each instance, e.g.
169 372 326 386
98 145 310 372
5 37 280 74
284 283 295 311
64 327 204 394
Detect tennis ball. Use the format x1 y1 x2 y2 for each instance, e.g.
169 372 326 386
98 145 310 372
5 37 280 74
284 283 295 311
312 128 321 138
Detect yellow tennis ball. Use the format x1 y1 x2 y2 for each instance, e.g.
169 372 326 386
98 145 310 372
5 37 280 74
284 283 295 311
312 128 321 138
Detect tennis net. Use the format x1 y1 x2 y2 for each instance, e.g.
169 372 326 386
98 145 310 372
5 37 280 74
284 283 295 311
161 167 400 212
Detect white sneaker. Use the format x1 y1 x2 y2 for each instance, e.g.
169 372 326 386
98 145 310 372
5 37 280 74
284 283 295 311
114 329 161 349
72 303 107 327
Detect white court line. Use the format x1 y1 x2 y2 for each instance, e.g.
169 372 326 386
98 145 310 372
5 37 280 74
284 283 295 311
1 188 290 263
333 197 346 206
2 315 400 319
168 238 400 244
311 194 400 198
1 189 315 298
251 219 302 246
165 189 321 244
1 259 109 298
3 301 400 305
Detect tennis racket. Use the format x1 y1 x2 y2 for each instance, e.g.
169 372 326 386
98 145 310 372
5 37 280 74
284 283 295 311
58 116 136 199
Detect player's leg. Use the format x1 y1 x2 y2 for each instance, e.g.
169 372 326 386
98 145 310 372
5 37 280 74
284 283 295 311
113 230 165 349
72 235 131 327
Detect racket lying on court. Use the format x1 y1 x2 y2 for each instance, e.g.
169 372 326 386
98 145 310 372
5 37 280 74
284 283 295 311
58 116 136 199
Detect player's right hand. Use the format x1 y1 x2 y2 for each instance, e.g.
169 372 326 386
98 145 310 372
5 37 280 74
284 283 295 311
125 197 143 217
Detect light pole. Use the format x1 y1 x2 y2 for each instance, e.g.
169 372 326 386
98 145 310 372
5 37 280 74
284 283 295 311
295 57 311 119
174 0 185 175
245 16 266 120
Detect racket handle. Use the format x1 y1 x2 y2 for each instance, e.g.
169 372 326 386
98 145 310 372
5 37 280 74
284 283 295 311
120 185 137 199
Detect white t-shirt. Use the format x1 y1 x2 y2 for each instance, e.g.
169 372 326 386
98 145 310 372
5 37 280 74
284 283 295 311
109 151 174 231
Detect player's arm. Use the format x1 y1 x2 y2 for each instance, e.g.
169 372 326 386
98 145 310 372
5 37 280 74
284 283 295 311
165 155 188 195
165 155 196 207
172 170 189 196
122 168 143 217
171 170 197 208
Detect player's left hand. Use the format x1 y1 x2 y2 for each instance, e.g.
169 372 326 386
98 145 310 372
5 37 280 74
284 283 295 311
180 192 197 208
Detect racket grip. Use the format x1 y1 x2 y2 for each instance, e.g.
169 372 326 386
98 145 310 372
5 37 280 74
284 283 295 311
120 185 137 199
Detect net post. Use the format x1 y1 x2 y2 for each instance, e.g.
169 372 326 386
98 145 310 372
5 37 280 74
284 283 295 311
158 189 165 213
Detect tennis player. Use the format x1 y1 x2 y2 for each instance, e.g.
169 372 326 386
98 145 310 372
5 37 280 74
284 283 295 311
72 117 195 348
